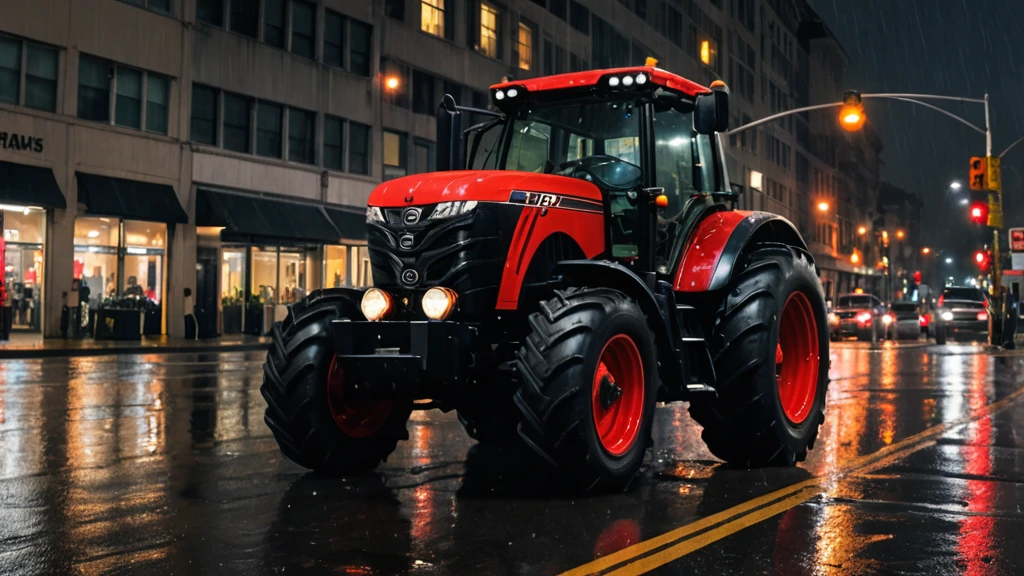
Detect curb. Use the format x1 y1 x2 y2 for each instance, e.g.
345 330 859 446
0 342 270 360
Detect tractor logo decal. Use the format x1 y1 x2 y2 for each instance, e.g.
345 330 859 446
508 190 602 213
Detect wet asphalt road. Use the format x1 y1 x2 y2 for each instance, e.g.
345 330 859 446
2 342 1024 575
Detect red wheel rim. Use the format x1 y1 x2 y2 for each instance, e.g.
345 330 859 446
326 357 391 438
591 335 645 456
776 291 820 425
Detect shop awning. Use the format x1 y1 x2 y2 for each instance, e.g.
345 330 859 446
325 207 367 242
0 160 66 209
76 172 187 224
196 189 343 244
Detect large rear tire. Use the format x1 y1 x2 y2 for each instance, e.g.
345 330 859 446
689 245 829 467
515 288 658 491
261 289 412 473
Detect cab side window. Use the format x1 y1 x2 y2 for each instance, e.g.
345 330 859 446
653 107 700 223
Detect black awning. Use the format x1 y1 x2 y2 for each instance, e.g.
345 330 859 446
325 207 367 242
0 160 66 209
76 172 187 224
196 189 342 244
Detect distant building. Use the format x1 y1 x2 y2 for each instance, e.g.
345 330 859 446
0 0 884 338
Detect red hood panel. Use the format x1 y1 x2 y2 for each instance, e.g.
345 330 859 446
367 170 603 207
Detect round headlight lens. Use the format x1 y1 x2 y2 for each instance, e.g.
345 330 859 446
622 75 634 87
635 73 647 85
941 311 954 322
495 90 505 100
608 76 621 87
507 88 519 98
361 288 393 321
422 287 458 320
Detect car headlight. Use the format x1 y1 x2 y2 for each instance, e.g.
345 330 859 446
429 201 478 219
421 287 458 320
941 311 954 322
367 206 384 222
882 314 894 325
361 288 394 321
828 313 838 325
857 312 872 324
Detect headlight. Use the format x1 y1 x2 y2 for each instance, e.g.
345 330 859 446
857 312 872 324
367 206 384 222
429 200 478 219
608 76 620 87
421 287 458 320
882 314 894 325
828 313 838 325
361 288 393 321
941 311 954 322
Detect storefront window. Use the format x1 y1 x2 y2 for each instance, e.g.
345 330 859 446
3 208 46 331
221 247 245 303
251 246 278 304
73 217 119 304
123 221 166 304
353 246 372 287
324 245 349 288
278 249 306 303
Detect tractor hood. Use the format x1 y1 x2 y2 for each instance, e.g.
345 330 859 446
367 170 603 208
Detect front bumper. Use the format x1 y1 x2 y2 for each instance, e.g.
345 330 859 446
332 320 479 398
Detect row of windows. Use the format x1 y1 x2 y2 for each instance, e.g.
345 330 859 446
0 34 59 112
764 133 790 170
119 0 172 14
730 0 756 32
197 0 372 77
190 85 370 174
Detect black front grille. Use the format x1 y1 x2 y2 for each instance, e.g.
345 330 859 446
367 203 507 317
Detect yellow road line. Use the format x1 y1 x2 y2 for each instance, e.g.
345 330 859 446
562 384 1024 576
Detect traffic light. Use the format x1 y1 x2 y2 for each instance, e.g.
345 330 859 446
913 270 922 284
969 200 989 225
974 249 992 272
839 90 866 132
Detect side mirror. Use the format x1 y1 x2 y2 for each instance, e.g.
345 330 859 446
694 90 729 134
436 94 462 171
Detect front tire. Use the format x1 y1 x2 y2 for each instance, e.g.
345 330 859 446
689 245 829 467
261 289 412 473
515 288 658 491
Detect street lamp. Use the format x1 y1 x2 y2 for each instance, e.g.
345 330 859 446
945 257 954 264
922 247 931 254
950 181 962 190
857 225 867 236
896 230 905 240
385 76 401 90
959 198 969 205
817 201 829 212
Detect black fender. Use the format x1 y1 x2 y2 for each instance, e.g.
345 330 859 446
707 212 813 291
549 260 686 394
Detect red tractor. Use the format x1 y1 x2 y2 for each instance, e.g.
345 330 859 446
262 64 829 490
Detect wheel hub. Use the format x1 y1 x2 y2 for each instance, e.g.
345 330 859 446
591 335 645 456
599 372 624 409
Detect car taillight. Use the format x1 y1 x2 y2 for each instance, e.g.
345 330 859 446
983 297 989 308
919 315 929 327
977 311 989 321
937 295 944 307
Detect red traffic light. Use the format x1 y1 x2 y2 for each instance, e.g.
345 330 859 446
974 250 991 272
969 201 989 225
913 271 922 284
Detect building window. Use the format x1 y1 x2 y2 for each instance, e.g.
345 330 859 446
145 74 170 134
349 121 370 175
324 115 344 171
479 2 501 59
263 0 286 48
223 92 253 152
350 20 372 77
290 1 316 59
324 10 344 68
190 85 218 145
230 0 259 38
0 36 59 113
421 0 446 38
114 67 142 129
517 22 533 71
385 0 406 22
569 1 589 35
256 101 283 158
197 0 224 26
549 0 567 20
383 130 407 181
288 107 315 164
412 69 435 115
77 55 111 122
119 0 171 13
413 140 433 174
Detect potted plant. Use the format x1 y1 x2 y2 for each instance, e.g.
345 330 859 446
221 288 244 334
244 293 264 335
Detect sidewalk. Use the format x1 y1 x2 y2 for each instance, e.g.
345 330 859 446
0 332 271 359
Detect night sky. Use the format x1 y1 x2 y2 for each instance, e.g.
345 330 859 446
809 0 1024 272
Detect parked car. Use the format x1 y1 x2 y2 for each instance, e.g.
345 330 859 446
887 301 924 341
934 286 990 344
829 293 885 341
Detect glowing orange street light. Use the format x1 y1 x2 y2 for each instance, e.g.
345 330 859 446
851 251 860 264
385 76 400 90
896 230 905 240
921 247 931 254
857 225 868 236
817 201 829 212
839 90 866 132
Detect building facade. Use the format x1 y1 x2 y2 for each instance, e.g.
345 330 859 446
0 0 883 340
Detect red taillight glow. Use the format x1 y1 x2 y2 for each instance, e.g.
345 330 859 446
857 312 872 324
920 315 930 327
977 311 989 321
938 295 944 307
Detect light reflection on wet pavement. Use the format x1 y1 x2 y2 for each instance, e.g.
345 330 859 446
1 342 1023 574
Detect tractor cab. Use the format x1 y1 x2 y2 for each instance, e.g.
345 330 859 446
438 65 733 277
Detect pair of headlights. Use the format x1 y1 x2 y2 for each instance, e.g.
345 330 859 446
360 287 458 321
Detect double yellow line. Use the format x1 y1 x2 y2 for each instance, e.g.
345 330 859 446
562 384 1024 576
